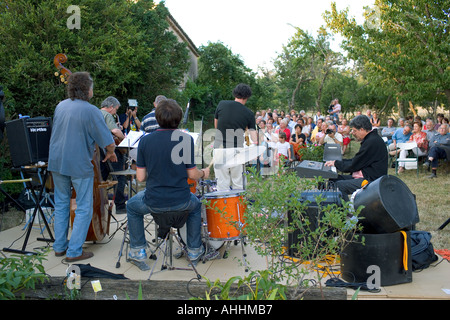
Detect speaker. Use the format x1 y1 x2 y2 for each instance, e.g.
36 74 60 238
353 175 419 234
287 191 342 258
340 231 412 286
6 117 52 167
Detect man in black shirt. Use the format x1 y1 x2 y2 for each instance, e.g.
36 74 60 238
325 115 388 201
213 84 257 191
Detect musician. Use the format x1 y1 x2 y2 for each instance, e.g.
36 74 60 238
324 115 388 201
100 96 127 213
48 72 117 262
140 95 167 134
126 99 213 269
213 83 257 191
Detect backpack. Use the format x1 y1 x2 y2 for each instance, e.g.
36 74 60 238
410 231 438 271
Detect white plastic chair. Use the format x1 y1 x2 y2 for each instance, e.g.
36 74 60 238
395 142 419 177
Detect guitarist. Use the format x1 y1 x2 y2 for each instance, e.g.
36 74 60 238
100 96 127 213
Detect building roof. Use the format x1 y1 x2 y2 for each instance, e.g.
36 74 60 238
166 11 200 58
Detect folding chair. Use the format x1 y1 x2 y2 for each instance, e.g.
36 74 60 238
395 142 419 177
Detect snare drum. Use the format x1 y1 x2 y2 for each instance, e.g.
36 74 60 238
204 190 246 241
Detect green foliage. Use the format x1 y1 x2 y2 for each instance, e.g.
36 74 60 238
192 42 259 127
324 0 450 109
200 270 286 300
0 0 189 120
241 167 363 294
0 252 48 300
298 144 324 162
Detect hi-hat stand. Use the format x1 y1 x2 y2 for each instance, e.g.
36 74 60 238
3 166 55 255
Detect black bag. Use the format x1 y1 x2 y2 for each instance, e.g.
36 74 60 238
410 231 438 271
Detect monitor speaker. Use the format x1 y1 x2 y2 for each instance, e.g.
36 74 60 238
353 175 419 234
6 117 52 167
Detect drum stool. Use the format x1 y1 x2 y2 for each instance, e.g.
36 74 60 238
148 210 201 280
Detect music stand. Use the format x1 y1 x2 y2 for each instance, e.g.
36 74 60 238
3 166 55 255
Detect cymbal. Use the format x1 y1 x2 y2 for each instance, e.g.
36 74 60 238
214 146 266 169
110 169 136 176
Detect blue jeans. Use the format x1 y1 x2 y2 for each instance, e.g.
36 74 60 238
126 191 202 252
51 172 94 258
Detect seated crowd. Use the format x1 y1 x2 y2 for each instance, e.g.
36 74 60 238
254 107 450 178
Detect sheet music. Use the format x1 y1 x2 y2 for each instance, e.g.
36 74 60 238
118 130 144 148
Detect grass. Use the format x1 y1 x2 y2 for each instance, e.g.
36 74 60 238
345 140 450 250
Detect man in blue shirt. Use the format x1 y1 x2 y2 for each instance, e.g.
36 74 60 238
48 72 117 262
126 99 215 270
140 95 167 134
388 124 412 156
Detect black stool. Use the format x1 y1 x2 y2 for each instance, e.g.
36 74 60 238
148 210 201 280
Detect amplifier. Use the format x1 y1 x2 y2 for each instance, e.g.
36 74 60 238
6 117 52 167
287 191 342 258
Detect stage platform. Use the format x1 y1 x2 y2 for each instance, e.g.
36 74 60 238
1 210 449 300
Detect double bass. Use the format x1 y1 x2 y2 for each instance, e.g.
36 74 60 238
54 53 114 242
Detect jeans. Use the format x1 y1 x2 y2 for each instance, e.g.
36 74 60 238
126 190 202 252
52 172 94 258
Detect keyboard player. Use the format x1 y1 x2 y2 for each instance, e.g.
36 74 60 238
324 115 388 201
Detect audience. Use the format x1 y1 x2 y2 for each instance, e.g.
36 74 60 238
254 107 448 181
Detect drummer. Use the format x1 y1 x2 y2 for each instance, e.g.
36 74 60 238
126 99 218 270
213 83 258 191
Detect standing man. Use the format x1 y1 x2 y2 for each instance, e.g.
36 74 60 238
48 72 117 262
140 95 167 134
325 115 388 201
100 96 127 213
213 83 257 191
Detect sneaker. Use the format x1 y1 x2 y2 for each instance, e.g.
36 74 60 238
128 248 147 261
428 173 437 179
128 248 150 271
187 245 205 261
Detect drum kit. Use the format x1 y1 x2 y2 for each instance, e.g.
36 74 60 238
180 145 266 267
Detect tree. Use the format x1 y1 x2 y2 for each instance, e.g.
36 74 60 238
324 0 450 115
274 27 344 112
185 41 257 126
0 0 189 118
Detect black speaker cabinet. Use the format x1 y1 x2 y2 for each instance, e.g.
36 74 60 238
287 191 342 258
340 231 412 287
353 175 419 234
6 117 52 167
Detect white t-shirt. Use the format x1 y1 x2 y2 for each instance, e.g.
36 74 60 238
276 141 290 158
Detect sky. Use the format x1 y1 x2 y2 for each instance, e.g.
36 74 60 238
163 0 375 73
